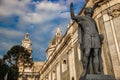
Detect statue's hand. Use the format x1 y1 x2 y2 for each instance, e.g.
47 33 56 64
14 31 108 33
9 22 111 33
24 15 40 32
70 2 76 20
99 34 104 44
70 2 73 8
99 34 104 40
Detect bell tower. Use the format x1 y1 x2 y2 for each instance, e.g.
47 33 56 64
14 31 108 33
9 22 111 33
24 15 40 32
21 33 32 57
18 33 33 80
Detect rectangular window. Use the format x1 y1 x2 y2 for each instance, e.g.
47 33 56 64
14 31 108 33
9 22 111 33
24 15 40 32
52 69 56 80
62 59 67 72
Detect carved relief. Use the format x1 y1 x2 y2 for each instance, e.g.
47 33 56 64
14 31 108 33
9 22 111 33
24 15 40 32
101 3 120 17
108 4 120 17
92 0 111 10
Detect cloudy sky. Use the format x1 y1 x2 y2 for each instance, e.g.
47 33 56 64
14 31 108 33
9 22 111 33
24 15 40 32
0 0 85 61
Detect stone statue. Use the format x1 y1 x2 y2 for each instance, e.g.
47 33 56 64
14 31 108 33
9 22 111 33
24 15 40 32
70 2 103 76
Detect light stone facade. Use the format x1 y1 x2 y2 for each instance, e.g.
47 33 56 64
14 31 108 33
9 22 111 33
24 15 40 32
18 33 44 80
39 0 120 80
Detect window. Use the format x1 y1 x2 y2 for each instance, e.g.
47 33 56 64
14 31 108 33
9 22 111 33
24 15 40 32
62 59 67 72
46 76 48 80
52 69 56 80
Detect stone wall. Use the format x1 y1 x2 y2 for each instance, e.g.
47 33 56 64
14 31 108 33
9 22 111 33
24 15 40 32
93 0 120 79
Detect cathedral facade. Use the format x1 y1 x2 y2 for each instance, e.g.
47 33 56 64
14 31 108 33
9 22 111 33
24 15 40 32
39 0 120 80
18 0 120 80
18 33 44 80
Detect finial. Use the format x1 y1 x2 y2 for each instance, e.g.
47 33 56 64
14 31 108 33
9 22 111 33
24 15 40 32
70 19 73 24
67 24 70 28
25 33 29 39
55 27 62 37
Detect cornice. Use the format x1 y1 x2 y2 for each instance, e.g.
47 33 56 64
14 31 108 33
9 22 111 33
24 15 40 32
93 0 110 5
40 34 72 74
93 0 112 10
108 3 120 17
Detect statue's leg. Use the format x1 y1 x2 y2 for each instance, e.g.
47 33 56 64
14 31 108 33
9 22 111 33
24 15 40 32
93 48 100 74
82 48 91 76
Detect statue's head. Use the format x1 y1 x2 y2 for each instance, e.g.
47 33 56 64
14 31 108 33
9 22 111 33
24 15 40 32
84 7 94 17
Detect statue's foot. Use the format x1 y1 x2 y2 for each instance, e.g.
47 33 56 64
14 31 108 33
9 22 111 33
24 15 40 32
95 71 101 74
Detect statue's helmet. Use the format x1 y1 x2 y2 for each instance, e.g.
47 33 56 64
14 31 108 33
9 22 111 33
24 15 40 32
84 7 94 16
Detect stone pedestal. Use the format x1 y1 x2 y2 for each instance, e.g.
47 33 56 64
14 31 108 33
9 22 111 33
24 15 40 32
80 74 115 80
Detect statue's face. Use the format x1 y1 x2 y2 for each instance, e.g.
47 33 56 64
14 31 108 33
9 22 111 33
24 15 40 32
84 7 93 17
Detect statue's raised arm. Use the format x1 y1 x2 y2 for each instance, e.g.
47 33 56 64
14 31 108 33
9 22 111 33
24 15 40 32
70 2 77 21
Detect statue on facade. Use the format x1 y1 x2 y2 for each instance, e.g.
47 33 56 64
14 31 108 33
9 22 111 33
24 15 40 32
70 2 104 76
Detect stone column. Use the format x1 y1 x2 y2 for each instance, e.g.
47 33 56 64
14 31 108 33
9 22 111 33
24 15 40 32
56 62 61 80
48 72 51 80
68 48 77 80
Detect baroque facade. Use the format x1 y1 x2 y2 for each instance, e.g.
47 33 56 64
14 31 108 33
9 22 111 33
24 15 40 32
18 33 44 80
39 0 120 80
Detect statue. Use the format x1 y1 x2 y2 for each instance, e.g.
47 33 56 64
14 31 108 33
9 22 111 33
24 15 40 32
70 2 104 76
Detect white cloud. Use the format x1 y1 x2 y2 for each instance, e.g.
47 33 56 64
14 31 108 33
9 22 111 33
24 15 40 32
36 1 66 11
0 0 85 61
20 1 68 24
0 0 31 16
0 28 25 58
0 0 70 31
21 12 54 24
0 28 24 38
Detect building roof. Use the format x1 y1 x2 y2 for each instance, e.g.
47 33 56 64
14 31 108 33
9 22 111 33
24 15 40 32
34 61 44 72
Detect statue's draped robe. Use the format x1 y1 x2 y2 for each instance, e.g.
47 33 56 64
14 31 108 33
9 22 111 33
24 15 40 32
76 16 102 73
70 3 103 74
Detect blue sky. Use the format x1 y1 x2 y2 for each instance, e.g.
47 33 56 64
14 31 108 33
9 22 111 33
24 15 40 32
0 0 85 61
